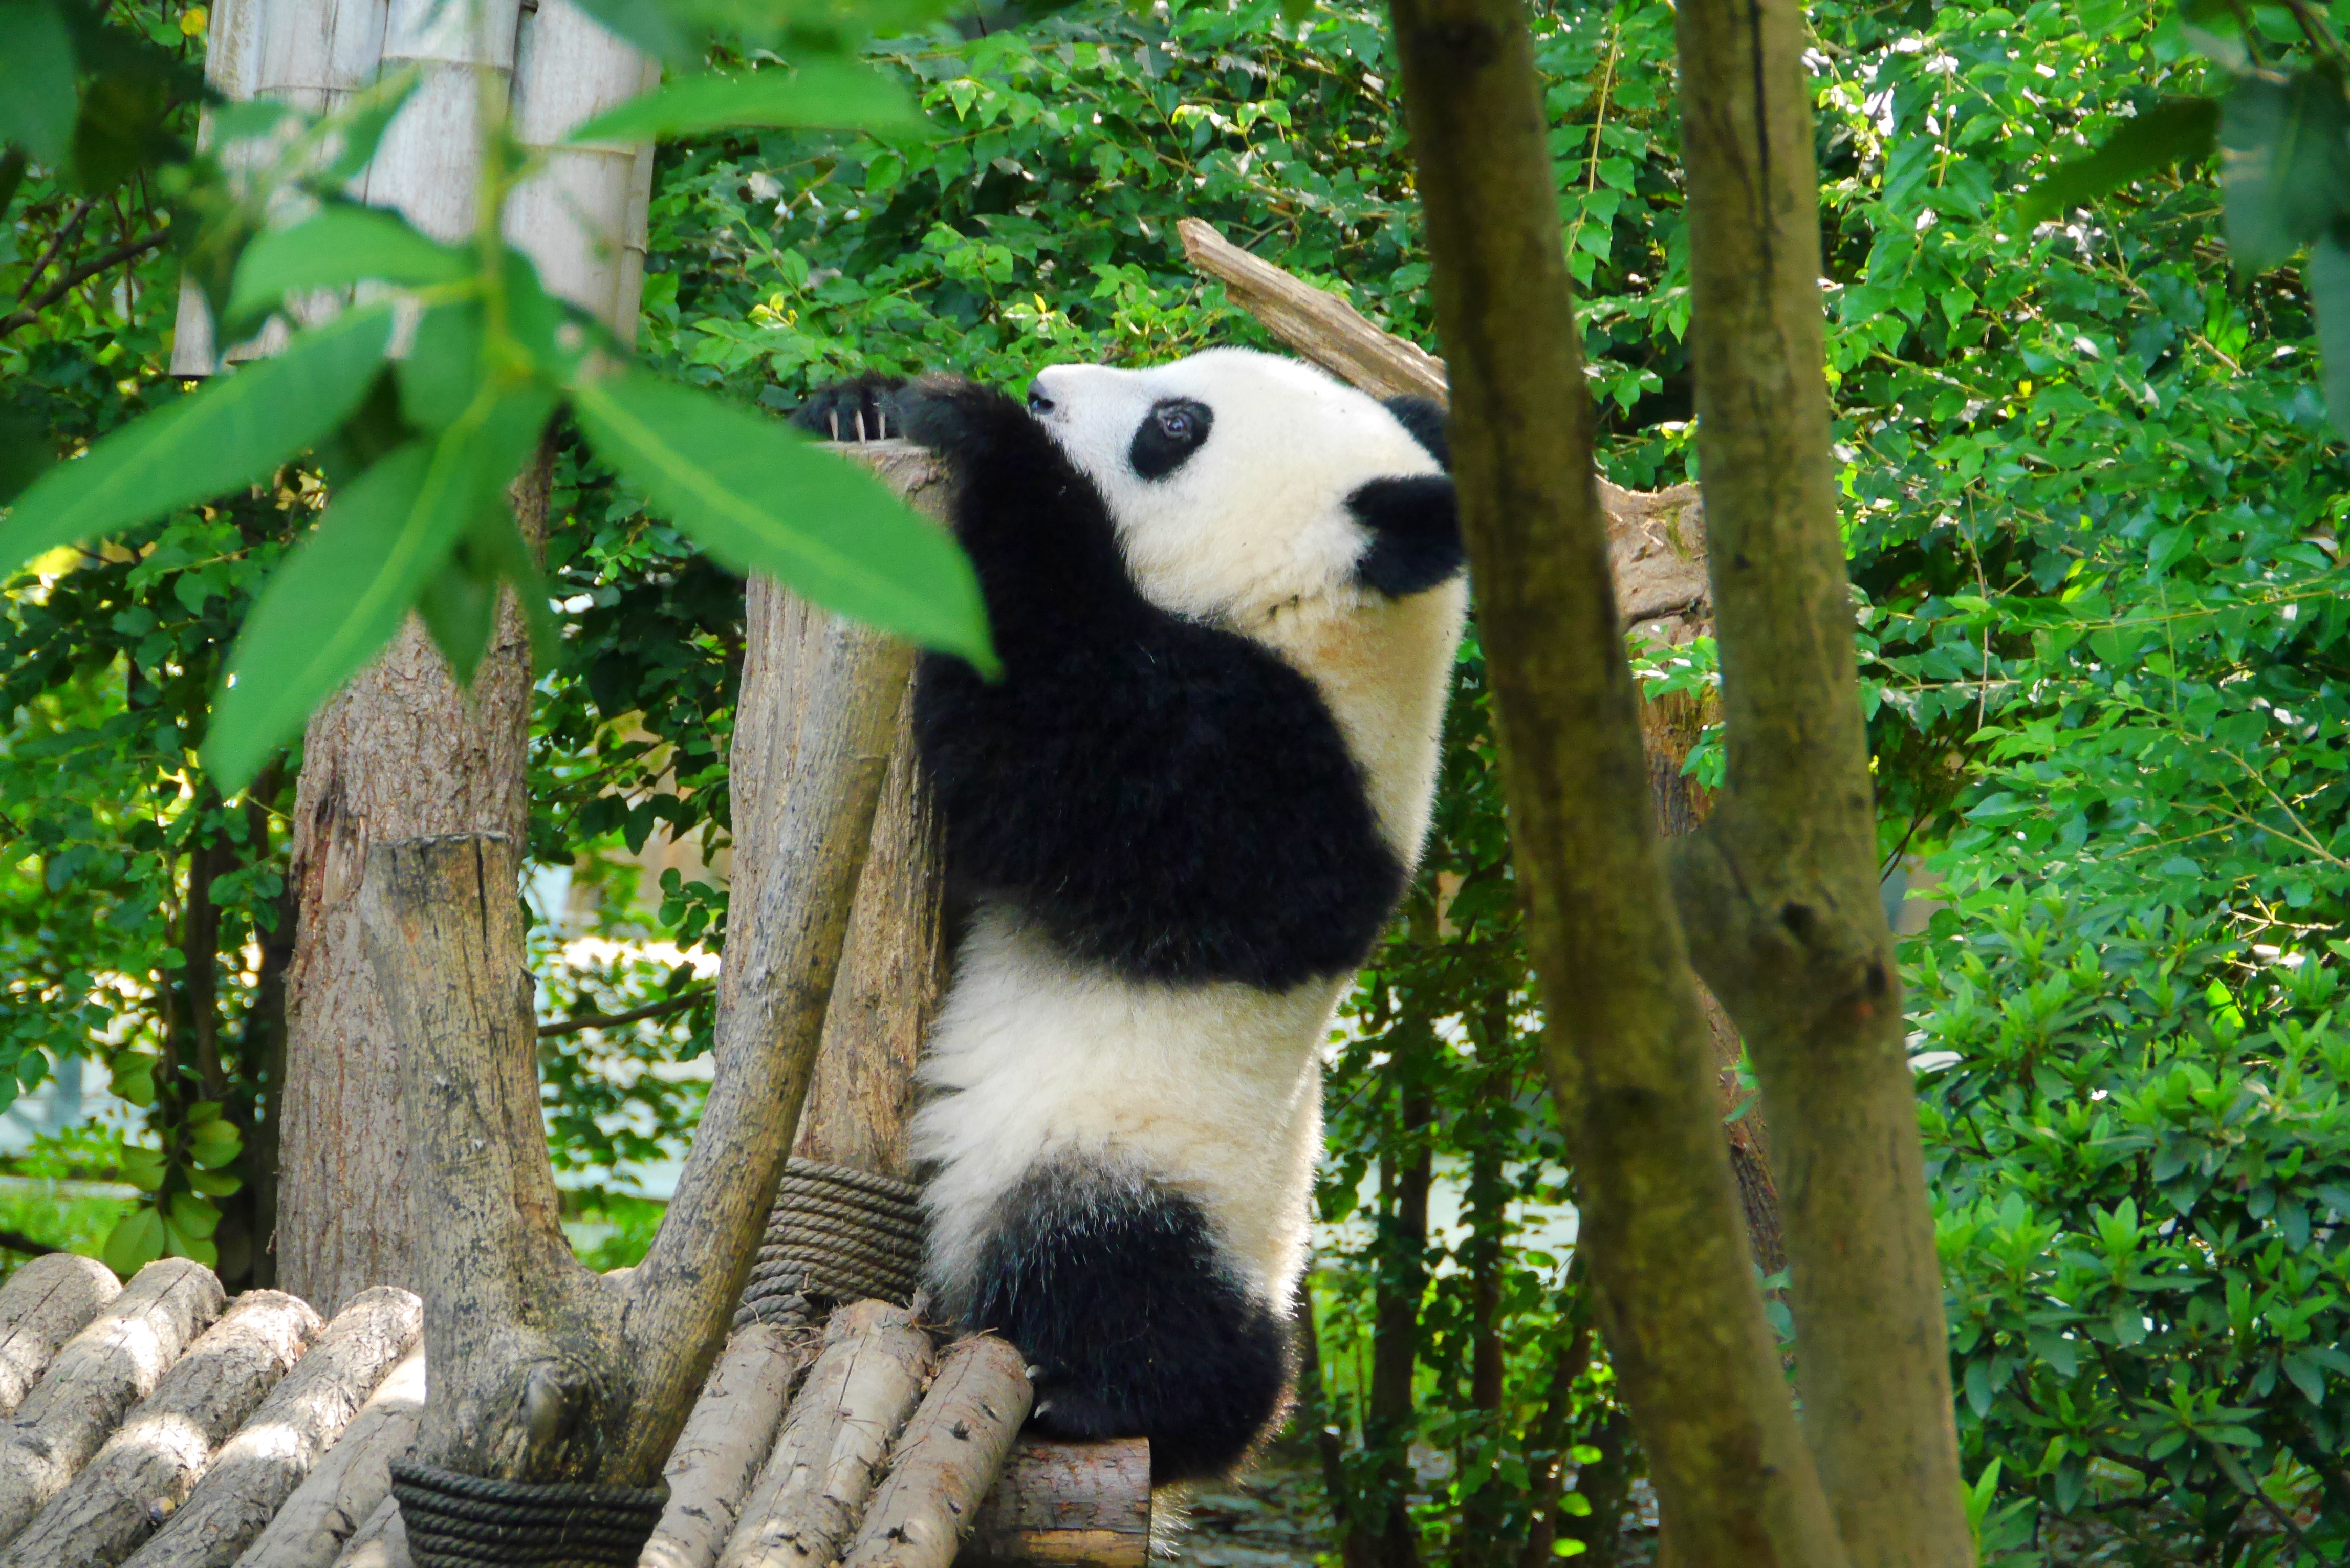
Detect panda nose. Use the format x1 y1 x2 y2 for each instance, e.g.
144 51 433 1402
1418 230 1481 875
1026 379 1055 415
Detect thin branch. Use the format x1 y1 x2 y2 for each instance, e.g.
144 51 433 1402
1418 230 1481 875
0 1231 59 1257
537 987 711 1038
13 199 95 302
0 232 173 340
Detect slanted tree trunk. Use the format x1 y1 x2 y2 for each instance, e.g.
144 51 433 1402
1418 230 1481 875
1665 0 1965 1559
1383 0 1847 1560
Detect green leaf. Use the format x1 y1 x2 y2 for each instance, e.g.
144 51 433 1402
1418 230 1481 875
398 303 488 432
2017 97 2218 225
2221 68 2350 273
110 1056 155 1108
317 66 420 185
102 1207 164 1275
2308 237 2350 440
226 206 470 328
206 384 556 786
167 1190 220 1239
0 304 396 572
564 0 684 65
0 0 78 165
570 59 924 145
2282 1349 2327 1406
185 1168 241 1196
570 367 993 670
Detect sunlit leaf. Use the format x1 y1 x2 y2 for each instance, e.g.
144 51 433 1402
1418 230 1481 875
2220 68 2350 273
0 303 396 572
569 59 924 144
2016 98 2218 225
570 366 993 670
102 1208 164 1276
226 205 470 328
0 0 78 165
317 64 419 184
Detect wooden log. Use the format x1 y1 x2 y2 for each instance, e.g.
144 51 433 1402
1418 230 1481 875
1178 218 1448 404
839 1337 1032 1568
320 1496 400 1568
0 1259 227 1548
126 1287 421 1568
0 1290 320 1568
0 1254 122 1415
964 1441 1151 1568
715 1301 934 1568
640 1324 807 1568
235 1345 423 1568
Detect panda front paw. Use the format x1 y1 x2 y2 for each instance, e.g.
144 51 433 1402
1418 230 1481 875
790 374 907 442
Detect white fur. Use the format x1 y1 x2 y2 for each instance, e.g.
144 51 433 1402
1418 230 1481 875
916 348 1466 1308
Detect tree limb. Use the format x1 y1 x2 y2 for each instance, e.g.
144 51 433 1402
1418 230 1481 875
0 232 171 340
536 986 711 1038
1382 0 1845 1561
1668 2 1967 1560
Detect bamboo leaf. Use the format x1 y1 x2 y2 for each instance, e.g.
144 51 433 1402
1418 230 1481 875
204 379 551 790
226 206 470 326
0 303 396 572
570 59 923 144
2309 237 2350 439
2221 68 2350 273
2017 98 2219 225
570 367 993 670
0 0 77 165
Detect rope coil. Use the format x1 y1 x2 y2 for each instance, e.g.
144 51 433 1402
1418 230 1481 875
390 1462 668 1568
733 1158 927 1330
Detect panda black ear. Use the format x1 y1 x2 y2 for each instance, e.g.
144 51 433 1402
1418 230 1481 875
1349 474 1464 597
1382 397 1450 470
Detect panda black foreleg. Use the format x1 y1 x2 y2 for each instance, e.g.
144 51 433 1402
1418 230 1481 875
965 1159 1294 1485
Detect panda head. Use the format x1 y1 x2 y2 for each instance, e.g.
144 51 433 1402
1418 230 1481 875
1023 348 1459 625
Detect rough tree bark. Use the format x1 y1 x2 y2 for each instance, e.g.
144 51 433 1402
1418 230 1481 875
237 1344 426 1568
192 0 651 1314
0 1290 320 1568
1382 0 1847 1561
1665 1 1967 1561
0 1254 121 1414
640 1324 801 1568
124 1286 421 1568
839 1335 1033 1568
355 545 911 1488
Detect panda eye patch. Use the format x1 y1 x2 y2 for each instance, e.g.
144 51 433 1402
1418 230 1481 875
1129 397 1214 480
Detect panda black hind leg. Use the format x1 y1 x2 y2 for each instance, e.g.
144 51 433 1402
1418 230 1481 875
966 1158 1293 1485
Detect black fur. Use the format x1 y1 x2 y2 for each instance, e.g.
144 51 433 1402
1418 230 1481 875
790 374 906 442
1383 395 1450 467
1350 474 1464 598
893 376 1407 990
1127 396 1214 479
966 1159 1293 1484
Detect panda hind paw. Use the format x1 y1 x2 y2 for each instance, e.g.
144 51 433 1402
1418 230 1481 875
789 374 908 442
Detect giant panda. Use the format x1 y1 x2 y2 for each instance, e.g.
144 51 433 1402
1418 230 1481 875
794 349 1467 1483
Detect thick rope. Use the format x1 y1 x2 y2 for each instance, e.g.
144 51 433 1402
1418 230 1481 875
733 1159 926 1330
390 1462 668 1568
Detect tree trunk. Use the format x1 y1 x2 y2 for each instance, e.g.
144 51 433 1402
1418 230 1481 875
1382 0 1846 1560
1665 4 1967 1562
1361 1085 1429 1568
275 498 542 1313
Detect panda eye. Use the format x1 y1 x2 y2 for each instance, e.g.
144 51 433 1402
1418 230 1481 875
1131 397 1213 479
1156 406 1194 440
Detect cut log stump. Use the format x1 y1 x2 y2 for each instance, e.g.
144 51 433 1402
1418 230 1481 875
128 1286 422 1568
965 1441 1151 1568
0 1288 319 1568
0 1258 227 1549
